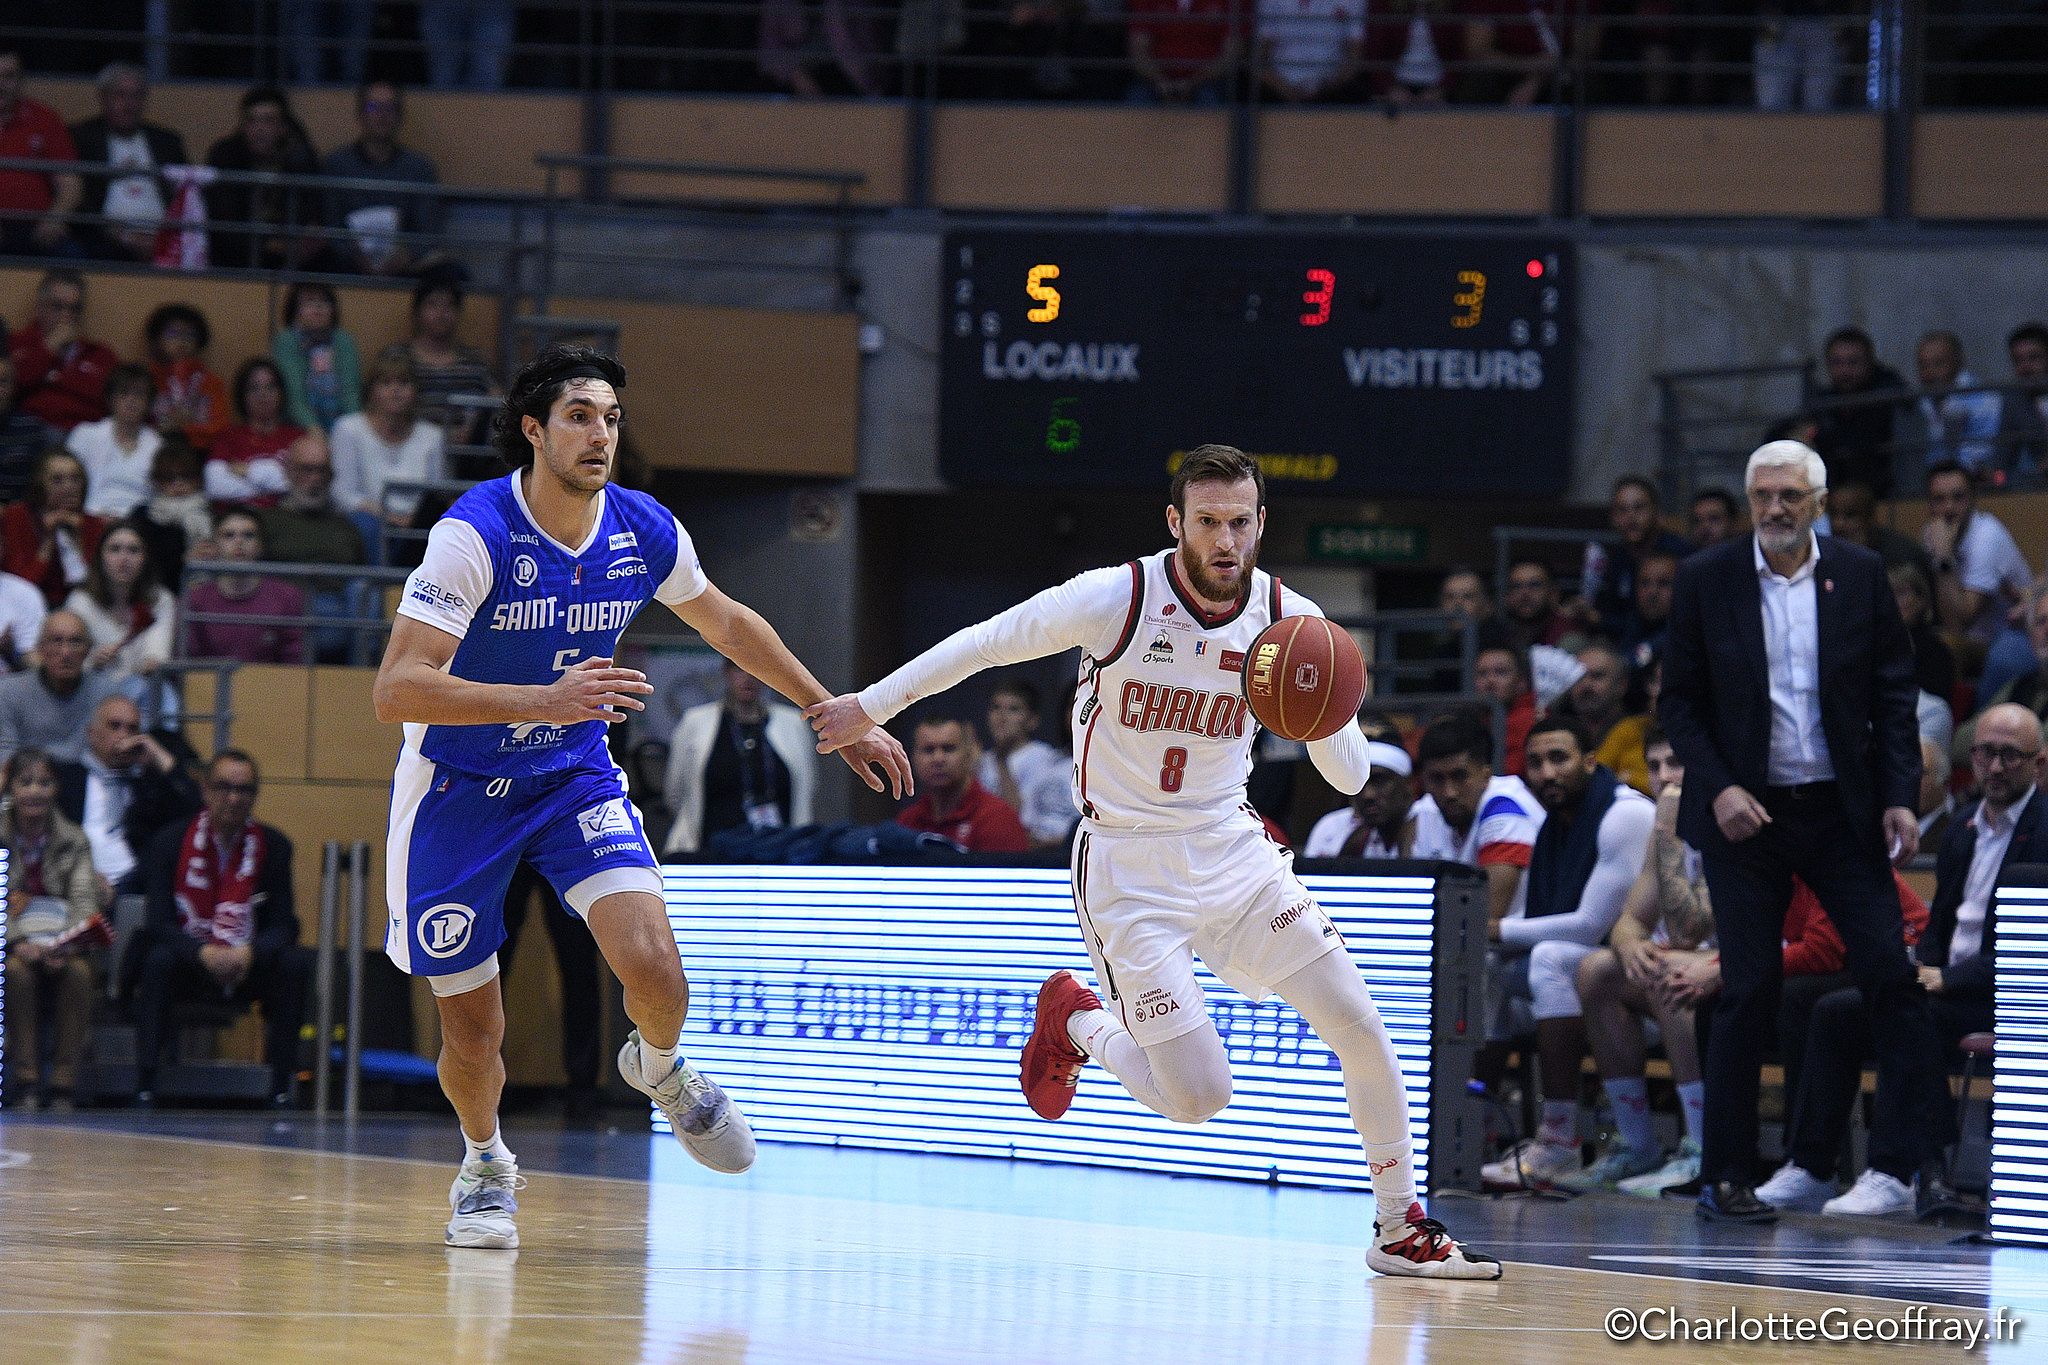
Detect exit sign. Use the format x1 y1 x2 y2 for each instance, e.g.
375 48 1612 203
1308 524 1429 564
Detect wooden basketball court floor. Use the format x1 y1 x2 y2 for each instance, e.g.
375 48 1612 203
3 1113 2045 1363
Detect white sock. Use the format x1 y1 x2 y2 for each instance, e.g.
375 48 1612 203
1538 1100 1577 1149
463 1127 514 1166
638 1034 681 1083
1067 1008 1120 1058
1365 1140 1417 1226
1602 1077 1655 1155
1677 1082 1705 1146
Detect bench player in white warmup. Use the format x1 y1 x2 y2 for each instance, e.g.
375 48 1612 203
807 445 1501 1279
375 346 911 1248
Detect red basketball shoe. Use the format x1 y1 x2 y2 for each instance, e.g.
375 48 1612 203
1020 970 1101 1120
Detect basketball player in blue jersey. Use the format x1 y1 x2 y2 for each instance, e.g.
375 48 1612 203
375 345 912 1249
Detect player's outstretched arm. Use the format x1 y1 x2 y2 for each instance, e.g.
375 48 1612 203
373 615 653 728
669 581 912 798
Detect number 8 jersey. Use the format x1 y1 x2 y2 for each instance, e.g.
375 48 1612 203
858 548 1324 836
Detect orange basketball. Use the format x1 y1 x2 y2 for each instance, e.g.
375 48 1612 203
1242 616 1367 743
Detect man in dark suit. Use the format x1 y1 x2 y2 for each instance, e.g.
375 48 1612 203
65 63 189 263
54 694 202 896
1755 702 2042 1219
1660 439 1926 1222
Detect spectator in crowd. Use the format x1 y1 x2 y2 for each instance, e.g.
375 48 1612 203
979 678 1074 847
1256 0 1364 103
1440 564 1492 626
1922 459 2031 648
1883 561 1956 708
134 439 211 588
64 519 176 681
1 747 103 1111
3 449 106 607
66 62 187 263
1618 549 1678 672
1303 731 1417 857
1753 2 1841 111
420 0 518 90
1363 0 1463 103
272 282 362 435
1756 703 2046 1219
1500 557 1573 653
1478 715 1653 1189
660 658 816 856
1687 488 1742 549
206 86 327 272
8 269 119 431
1661 438 1926 1224
0 48 83 258
131 748 310 1107
1560 641 1650 793
1562 726 1711 1193
896 716 1031 852
1913 330 2002 476
1825 478 1932 580
758 0 886 97
56 694 201 897
1810 326 1905 497
404 277 498 456
1127 0 1243 103
143 304 230 455
1955 579 2048 765
1919 735 1956 848
208 358 301 505
1474 642 1535 777
0 611 122 765
0 538 46 672
182 508 304 664
0 351 56 500
331 348 447 554
1409 712 1540 926
66 364 161 519
1581 475 1690 635
1462 0 1566 104
257 431 367 568
323 81 445 278
1998 321 2048 475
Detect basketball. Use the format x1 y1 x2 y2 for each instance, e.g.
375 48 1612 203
1241 616 1367 743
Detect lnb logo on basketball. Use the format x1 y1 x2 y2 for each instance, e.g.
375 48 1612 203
1249 640 1280 693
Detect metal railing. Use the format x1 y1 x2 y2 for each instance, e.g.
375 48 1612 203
313 839 371 1120
176 559 411 667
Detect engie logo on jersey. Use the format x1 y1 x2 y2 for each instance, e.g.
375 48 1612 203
418 903 476 959
513 554 539 588
576 798 634 842
606 557 647 580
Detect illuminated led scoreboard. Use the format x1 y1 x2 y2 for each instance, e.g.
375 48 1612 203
939 229 1576 496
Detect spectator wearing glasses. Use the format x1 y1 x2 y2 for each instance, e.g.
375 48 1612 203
323 81 445 278
8 269 119 431
0 611 122 766
257 430 367 569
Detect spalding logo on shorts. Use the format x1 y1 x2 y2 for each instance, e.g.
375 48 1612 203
419 902 476 958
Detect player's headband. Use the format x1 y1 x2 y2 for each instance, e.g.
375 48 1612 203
1365 740 1412 778
553 363 621 387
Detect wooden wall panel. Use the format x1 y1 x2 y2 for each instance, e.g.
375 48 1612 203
610 96 904 205
1583 112 1883 218
549 296 859 477
1913 114 2048 220
1257 110 1552 216
933 106 1229 213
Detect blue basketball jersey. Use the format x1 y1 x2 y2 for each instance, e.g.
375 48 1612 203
395 472 705 779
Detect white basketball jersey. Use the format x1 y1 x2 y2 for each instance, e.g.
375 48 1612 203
1071 549 1313 835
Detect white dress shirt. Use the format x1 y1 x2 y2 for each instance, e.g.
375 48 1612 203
1755 532 1835 786
1952 785 2032 965
79 752 138 884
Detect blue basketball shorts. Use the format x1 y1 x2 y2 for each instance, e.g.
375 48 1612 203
384 748 663 987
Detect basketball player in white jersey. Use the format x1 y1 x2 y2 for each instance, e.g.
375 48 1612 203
806 445 1501 1279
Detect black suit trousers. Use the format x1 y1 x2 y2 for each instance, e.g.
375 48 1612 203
1697 783 1926 1185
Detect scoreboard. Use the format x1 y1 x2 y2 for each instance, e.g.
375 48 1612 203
938 229 1576 498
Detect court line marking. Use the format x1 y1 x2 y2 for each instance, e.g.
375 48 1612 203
0 1123 2004 1312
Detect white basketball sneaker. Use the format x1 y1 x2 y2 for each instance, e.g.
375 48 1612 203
618 1029 757 1173
1754 1160 1838 1213
446 1156 525 1249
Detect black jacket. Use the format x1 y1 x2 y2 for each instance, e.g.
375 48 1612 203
55 728 203 871
65 117 189 257
1918 789 2048 999
139 817 298 967
1660 534 1921 852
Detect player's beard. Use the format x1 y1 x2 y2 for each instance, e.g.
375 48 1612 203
1178 538 1257 606
544 440 612 495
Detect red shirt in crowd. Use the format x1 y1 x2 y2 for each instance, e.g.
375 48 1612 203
8 323 119 431
0 96 74 214
1781 873 1930 977
184 578 307 664
212 423 305 467
897 781 1032 853
0 499 107 607
1127 0 1244 78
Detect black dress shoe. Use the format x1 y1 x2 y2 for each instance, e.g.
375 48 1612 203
1697 1180 1778 1223
1916 1176 1983 1221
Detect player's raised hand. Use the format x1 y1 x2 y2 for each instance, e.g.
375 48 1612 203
839 726 914 798
536 656 654 725
804 693 878 754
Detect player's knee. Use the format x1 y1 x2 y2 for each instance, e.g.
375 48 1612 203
1575 948 1621 1002
1157 1066 1233 1124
